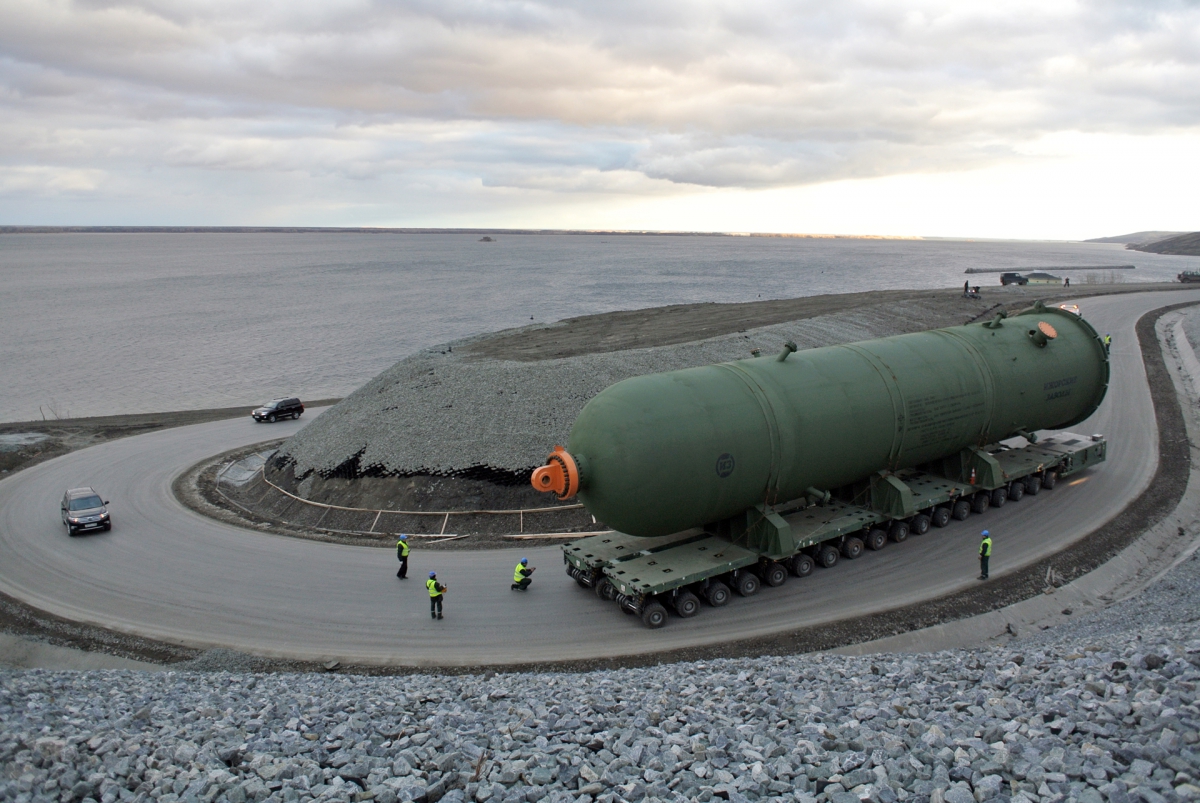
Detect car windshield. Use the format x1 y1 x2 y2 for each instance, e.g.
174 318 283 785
69 495 103 511
263 401 279 409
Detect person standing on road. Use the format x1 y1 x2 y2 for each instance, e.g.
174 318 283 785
427 571 446 619
511 557 535 591
1104 333 1112 354
396 535 410 579
979 530 992 580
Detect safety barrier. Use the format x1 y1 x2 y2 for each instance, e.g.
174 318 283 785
215 459 603 540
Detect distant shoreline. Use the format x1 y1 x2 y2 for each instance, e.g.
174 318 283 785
0 225 923 239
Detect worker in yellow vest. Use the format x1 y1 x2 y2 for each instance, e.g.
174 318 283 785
427 571 446 619
396 535 410 579
979 531 992 580
512 557 536 591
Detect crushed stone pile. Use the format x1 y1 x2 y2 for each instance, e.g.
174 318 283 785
3 550 1199 803
277 295 997 483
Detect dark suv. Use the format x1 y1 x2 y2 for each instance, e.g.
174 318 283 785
61 487 111 535
1000 272 1028 286
252 397 304 423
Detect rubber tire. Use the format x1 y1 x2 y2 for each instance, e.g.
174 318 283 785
762 562 788 587
735 571 760 597
67 527 78 537
1008 481 1025 501
641 601 668 629
932 507 952 528
704 581 731 607
889 522 909 543
673 591 701 618
789 553 815 577
816 545 839 568
952 500 972 521
292 412 300 420
841 536 864 560
1025 475 1042 495
595 578 617 601
911 514 931 535
1042 470 1058 490
866 529 888 551
972 493 990 514
574 575 590 589
991 488 1008 508
267 414 277 423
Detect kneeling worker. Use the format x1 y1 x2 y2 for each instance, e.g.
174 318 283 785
512 557 535 591
427 571 446 619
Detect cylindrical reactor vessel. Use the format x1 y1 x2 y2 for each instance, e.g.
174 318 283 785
533 304 1109 537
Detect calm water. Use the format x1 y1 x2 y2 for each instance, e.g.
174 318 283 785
3 233 1198 422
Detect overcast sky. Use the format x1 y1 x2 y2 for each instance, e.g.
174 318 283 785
1 0 1198 238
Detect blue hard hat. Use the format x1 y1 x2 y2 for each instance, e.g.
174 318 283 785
520 557 528 565
982 530 990 536
428 571 436 578
399 534 407 540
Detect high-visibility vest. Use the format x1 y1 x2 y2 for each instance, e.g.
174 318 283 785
397 540 410 557
514 563 528 583
427 578 442 597
980 537 992 557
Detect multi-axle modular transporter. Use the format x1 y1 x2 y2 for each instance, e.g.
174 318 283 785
531 301 1110 627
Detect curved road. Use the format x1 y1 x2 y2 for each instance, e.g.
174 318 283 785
1 290 1196 667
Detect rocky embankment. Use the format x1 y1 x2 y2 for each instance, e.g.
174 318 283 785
4 546 1199 803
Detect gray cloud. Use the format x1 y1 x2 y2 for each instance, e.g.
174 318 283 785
0 0 1197 221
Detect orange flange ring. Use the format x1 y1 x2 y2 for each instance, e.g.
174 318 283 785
530 445 580 500
1037 321 1058 339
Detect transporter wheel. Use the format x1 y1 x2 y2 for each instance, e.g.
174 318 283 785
1008 481 1025 501
991 488 1008 508
889 522 909 543
735 571 760 597
866 529 888 551
595 578 617 601
789 553 815 577
817 544 839 568
1024 475 1042 496
704 581 731 607
641 601 669 629
951 500 971 521
931 507 952 528
911 514 931 535
574 575 590 589
971 493 990 514
762 562 788 587
1042 470 1058 490
841 537 864 560
673 590 701 618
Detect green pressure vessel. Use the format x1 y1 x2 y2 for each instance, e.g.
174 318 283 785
531 304 1109 537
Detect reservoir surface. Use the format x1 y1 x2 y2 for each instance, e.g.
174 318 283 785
2 232 1197 422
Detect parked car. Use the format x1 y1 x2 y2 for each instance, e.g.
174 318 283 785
252 397 304 423
1058 304 1082 316
1000 272 1028 286
61 487 111 535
